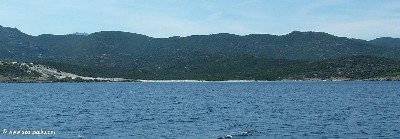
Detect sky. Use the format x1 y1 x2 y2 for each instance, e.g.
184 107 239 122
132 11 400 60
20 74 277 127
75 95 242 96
0 0 399 40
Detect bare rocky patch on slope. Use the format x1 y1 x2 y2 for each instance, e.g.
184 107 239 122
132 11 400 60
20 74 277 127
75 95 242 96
0 61 132 82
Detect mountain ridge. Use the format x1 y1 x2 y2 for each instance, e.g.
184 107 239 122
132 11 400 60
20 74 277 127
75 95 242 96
1 25 400 81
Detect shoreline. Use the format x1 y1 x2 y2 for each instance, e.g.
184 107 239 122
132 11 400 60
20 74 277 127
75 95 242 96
1 78 399 83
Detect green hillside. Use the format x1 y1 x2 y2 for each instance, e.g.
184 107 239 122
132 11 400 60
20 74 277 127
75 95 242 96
1 25 400 81
279 55 400 80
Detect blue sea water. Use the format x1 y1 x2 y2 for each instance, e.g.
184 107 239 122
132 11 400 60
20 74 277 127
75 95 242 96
0 82 400 139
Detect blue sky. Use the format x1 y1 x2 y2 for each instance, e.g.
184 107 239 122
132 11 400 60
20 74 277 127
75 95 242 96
0 0 399 40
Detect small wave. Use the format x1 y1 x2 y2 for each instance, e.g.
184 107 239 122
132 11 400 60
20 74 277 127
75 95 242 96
77 134 86 139
217 130 252 139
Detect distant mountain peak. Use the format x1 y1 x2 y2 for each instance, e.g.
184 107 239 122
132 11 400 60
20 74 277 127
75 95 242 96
72 32 89 36
286 31 332 36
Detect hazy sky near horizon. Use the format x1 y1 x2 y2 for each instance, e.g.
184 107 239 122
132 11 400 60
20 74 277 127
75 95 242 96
0 0 399 40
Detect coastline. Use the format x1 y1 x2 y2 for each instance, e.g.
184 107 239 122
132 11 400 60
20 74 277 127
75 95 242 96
1 78 399 83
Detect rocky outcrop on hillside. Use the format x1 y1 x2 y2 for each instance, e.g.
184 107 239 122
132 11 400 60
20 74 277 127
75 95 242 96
0 61 133 82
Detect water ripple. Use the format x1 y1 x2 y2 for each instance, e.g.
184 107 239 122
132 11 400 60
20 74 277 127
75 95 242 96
0 82 399 138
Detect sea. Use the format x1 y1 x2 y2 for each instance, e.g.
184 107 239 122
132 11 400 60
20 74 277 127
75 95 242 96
0 81 399 139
